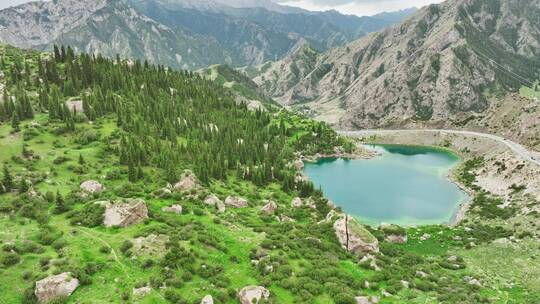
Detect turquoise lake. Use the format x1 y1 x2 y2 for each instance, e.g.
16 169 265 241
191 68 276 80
303 145 468 226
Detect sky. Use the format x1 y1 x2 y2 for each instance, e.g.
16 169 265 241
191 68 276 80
0 0 39 10
0 0 446 16
276 0 444 16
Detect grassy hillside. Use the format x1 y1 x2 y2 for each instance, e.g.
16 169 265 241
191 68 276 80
0 44 538 304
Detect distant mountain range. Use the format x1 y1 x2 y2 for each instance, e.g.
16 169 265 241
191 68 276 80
245 0 540 140
0 0 415 69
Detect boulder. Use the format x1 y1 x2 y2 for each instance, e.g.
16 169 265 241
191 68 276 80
260 200 278 215
420 233 431 241
225 196 248 208
291 197 303 208
205 195 225 213
66 99 84 113
80 180 103 193
334 215 379 254
162 204 182 214
133 286 152 297
173 170 201 192
103 199 148 228
355 296 380 304
380 223 407 244
132 234 169 257
238 286 270 304
294 159 304 170
34 272 79 303
201 295 214 304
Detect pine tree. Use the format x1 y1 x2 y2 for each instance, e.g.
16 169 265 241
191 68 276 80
11 111 20 131
78 154 85 165
128 162 138 182
19 178 29 193
2 165 13 192
54 190 67 214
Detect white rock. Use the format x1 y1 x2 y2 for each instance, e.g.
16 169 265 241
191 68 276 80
420 233 431 241
291 197 303 208
334 215 379 254
133 286 152 297
260 200 278 214
80 180 103 193
225 196 248 208
238 286 270 304
162 204 182 214
173 170 200 192
355 296 379 304
103 199 148 228
201 295 214 304
132 234 169 257
34 272 79 303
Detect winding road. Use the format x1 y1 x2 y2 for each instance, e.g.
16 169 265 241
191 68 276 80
338 129 540 167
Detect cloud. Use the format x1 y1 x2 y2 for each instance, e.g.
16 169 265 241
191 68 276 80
276 0 445 16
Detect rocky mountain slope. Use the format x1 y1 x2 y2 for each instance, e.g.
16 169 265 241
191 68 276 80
0 0 414 69
249 0 540 136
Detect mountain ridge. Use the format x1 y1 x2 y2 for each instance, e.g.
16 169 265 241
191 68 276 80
0 0 415 69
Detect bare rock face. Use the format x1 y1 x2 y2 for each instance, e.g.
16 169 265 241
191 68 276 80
225 196 248 208
334 215 379 255
173 170 201 192
103 199 148 228
205 194 226 213
238 286 270 304
260 200 278 215
201 295 214 304
34 272 79 303
80 180 103 193
132 234 169 257
162 204 182 214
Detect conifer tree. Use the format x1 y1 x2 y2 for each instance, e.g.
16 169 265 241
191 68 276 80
11 111 20 131
2 165 13 192
19 178 29 193
54 190 67 214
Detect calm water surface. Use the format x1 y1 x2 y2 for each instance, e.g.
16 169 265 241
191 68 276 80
303 145 468 226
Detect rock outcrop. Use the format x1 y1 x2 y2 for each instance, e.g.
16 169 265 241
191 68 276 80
34 273 79 303
260 200 278 215
162 204 183 214
80 180 103 193
103 199 148 228
132 234 169 257
173 170 201 192
225 196 248 208
238 286 270 304
334 215 379 254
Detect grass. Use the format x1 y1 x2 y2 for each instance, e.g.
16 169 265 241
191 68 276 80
519 85 540 100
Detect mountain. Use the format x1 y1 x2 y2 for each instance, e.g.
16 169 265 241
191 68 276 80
0 0 415 69
249 0 540 138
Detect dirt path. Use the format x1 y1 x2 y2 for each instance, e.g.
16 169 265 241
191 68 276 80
339 129 540 167
75 227 130 278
